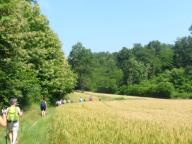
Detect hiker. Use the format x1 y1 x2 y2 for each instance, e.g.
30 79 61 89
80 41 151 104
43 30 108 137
67 99 71 103
63 99 67 104
56 100 62 106
0 109 6 127
79 97 83 103
89 96 93 101
6 98 23 144
61 99 64 104
40 98 47 117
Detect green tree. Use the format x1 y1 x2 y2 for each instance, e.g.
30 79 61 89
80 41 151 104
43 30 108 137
117 47 149 85
173 37 192 68
116 47 133 85
0 0 41 107
189 25 192 34
90 52 122 93
0 0 76 106
68 42 92 90
133 41 173 77
126 58 149 85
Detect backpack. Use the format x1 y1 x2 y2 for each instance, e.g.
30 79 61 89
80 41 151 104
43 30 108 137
7 107 19 122
40 101 46 108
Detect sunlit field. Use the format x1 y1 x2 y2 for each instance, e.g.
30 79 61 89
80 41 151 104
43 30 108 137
66 91 152 102
1 92 192 144
47 98 192 144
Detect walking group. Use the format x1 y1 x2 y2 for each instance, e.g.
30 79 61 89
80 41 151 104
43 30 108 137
0 96 97 143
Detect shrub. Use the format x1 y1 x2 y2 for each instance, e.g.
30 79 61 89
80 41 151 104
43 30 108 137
149 82 174 98
172 92 192 99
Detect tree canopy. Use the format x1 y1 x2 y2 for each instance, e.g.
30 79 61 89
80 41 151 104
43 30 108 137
68 26 192 99
0 0 76 107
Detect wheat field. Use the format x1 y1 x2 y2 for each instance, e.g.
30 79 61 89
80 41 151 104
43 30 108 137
1 92 192 144
47 99 192 144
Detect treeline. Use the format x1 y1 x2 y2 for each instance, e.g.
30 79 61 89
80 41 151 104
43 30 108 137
68 27 192 99
0 0 76 107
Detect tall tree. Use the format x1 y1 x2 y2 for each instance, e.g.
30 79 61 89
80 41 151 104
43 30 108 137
0 0 76 106
23 4 76 102
0 0 41 106
173 37 192 68
116 47 133 85
189 25 192 34
90 52 122 93
68 42 92 90
133 41 173 77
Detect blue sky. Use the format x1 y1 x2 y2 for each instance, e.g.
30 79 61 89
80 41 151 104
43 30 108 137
38 0 192 56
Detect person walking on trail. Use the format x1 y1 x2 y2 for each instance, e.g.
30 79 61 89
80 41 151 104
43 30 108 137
6 98 23 144
0 109 6 127
79 97 84 103
89 96 93 101
40 98 47 117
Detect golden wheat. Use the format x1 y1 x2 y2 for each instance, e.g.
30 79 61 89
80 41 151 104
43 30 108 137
47 100 192 144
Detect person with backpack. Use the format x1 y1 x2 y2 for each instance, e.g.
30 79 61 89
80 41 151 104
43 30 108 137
40 98 47 117
6 98 23 144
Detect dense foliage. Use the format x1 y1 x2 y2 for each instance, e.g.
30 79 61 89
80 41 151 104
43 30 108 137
0 0 76 107
69 29 192 98
68 43 122 93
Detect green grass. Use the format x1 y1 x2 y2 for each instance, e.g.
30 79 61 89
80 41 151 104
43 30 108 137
0 104 55 144
19 106 55 144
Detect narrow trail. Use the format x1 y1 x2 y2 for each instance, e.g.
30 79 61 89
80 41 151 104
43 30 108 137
29 119 40 130
17 106 55 144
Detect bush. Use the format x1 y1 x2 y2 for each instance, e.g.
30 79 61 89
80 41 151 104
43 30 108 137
97 86 116 94
118 81 174 99
148 82 174 98
117 86 128 95
172 92 192 99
